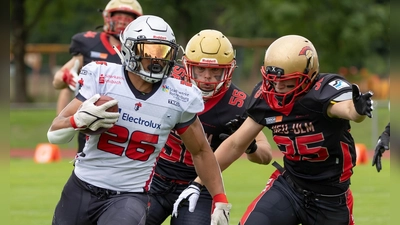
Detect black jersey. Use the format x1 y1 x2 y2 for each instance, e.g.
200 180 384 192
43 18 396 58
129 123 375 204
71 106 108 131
156 67 249 181
248 73 356 193
70 31 122 65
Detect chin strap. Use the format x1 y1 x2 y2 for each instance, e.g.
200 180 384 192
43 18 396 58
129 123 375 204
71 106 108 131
112 45 125 65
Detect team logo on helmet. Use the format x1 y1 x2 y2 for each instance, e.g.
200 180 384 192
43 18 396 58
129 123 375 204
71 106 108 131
298 46 315 70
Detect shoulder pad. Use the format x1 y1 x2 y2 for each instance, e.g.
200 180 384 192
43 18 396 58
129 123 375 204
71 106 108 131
309 73 352 103
70 31 100 56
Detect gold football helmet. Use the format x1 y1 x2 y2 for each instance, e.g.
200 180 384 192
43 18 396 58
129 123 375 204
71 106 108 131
183 29 236 99
103 0 143 36
260 35 319 110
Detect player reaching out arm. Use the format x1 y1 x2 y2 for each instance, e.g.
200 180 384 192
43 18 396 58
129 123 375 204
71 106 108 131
174 34 374 225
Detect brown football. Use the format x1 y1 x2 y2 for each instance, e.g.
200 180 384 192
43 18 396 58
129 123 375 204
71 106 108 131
80 95 119 135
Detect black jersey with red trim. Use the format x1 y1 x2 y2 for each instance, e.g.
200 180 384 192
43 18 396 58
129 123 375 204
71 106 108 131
70 31 121 65
156 75 249 181
247 73 356 193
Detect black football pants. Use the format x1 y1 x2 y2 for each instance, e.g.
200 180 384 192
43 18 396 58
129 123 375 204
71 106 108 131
239 170 354 225
52 171 149 225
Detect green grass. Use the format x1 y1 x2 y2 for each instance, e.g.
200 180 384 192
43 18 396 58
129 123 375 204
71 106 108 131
10 158 390 225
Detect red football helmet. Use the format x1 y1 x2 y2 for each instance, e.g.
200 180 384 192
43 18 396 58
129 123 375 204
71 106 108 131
260 35 319 110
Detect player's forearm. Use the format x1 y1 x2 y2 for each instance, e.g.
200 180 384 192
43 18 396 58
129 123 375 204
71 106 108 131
47 116 77 143
53 70 68 89
192 149 225 196
246 140 273 165
329 100 366 123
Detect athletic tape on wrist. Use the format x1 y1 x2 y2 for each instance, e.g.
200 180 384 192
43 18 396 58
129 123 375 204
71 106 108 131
213 193 228 203
69 116 79 129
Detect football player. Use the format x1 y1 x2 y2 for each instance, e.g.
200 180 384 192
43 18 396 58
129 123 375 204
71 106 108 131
47 16 230 225
52 0 143 154
175 34 374 225
146 30 273 225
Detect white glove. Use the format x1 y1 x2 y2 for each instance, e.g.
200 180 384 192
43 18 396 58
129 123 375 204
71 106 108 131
172 183 201 217
71 94 120 131
63 59 80 91
211 202 231 225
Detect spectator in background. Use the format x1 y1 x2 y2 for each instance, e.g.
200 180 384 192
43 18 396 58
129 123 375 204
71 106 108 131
146 29 273 225
52 0 143 154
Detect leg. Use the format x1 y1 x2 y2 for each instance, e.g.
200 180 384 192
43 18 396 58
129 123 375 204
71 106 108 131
305 189 354 225
239 171 299 225
146 175 181 225
171 189 212 225
97 193 149 225
52 171 93 225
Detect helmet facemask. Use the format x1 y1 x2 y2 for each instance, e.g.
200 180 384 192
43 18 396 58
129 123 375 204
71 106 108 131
261 66 312 109
183 29 236 100
102 0 143 37
118 15 179 83
184 57 235 99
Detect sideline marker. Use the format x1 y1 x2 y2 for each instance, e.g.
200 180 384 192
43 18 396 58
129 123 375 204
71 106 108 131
355 143 368 165
34 143 61 163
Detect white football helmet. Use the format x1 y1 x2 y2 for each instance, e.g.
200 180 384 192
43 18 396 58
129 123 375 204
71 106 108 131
119 15 179 83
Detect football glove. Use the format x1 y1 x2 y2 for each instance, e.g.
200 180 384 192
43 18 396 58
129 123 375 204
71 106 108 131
172 181 203 217
220 115 257 154
62 59 80 91
211 194 231 225
352 84 374 118
70 94 120 131
372 125 390 172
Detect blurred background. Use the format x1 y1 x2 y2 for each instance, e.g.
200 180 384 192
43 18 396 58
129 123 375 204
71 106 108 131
10 0 390 150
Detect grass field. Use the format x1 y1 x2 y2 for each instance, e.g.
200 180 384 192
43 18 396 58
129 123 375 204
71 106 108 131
10 158 390 225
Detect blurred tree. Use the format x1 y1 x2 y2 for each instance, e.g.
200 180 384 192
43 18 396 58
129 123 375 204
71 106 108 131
11 0 389 102
11 0 52 102
217 0 389 76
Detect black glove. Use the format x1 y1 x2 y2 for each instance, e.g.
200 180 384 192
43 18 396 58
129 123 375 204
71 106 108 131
222 115 258 153
372 126 390 172
224 115 247 133
352 84 374 118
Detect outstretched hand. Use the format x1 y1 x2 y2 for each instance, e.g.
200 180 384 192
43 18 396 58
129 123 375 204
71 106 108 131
372 130 390 172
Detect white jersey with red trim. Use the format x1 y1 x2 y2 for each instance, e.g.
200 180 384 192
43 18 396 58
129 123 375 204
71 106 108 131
73 61 204 192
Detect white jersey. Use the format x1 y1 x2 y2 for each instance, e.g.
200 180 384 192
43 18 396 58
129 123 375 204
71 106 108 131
74 61 204 192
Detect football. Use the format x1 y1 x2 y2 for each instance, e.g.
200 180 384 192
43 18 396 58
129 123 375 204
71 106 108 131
80 95 119 135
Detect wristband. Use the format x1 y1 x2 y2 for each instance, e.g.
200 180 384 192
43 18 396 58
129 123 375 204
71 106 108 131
189 180 204 190
245 140 257 154
213 193 228 203
69 116 79 129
